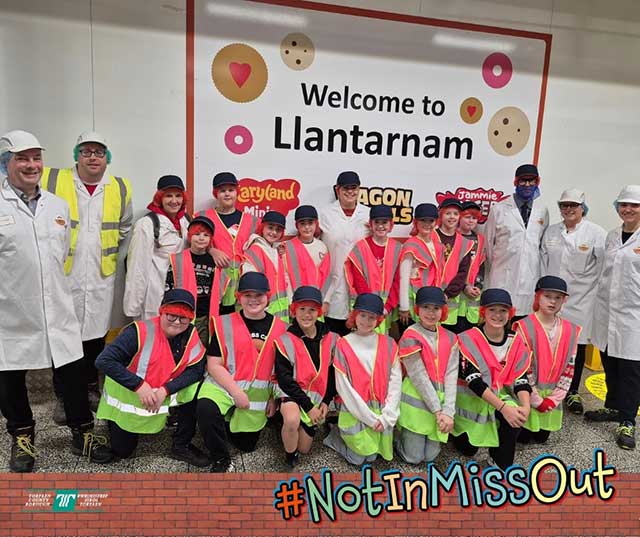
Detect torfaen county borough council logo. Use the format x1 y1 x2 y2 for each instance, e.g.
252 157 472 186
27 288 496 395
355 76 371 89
23 489 108 512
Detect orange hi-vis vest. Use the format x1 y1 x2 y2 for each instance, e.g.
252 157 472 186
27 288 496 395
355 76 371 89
399 325 457 390
129 317 205 388
400 233 443 289
457 328 531 392
333 335 397 408
514 315 581 390
243 243 288 319
345 238 402 303
274 331 338 404
201 209 257 268
168 250 230 317
465 232 486 285
283 237 332 297
436 232 474 289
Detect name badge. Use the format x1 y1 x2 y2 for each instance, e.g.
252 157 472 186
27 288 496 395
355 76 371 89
578 244 590 252
0 215 16 226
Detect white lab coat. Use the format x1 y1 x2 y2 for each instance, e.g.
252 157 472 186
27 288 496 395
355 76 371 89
591 226 640 361
483 195 548 315
541 219 606 343
318 200 369 319
68 168 133 340
0 179 83 370
123 212 188 320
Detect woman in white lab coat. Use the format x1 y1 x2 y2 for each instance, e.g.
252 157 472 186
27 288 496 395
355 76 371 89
587 185 640 451
483 164 549 317
540 189 606 414
123 175 189 320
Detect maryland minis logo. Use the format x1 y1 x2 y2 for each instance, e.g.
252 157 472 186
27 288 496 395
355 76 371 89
436 187 508 224
237 178 301 217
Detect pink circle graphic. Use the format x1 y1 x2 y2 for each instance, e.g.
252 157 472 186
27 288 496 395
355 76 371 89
224 125 253 154
482 53 513 89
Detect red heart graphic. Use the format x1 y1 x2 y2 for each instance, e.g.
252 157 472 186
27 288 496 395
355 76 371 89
229 62 251 88
467 105 477 117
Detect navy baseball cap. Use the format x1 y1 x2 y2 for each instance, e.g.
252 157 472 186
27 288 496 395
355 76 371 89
353 293 384 316
157 175 185 191
369 205 393 220
292 286 323 305
438 198 462 211
294 205 318 221
415 286 447 306
161 288 196 310
414 203 439 220
535 275 569 295
515 164 539 179
212 172 238 189
262 211 286 228
237 272 270 294
480 289 513 308
336 171 360 187
461 201 481 212
188 215 215 234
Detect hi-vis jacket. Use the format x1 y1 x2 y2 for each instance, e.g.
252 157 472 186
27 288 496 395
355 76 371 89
97 317 205 433
282 237 332 298
484 195 549 315
591 226 640 361
41 167 133 340
541 219 606 343
0 180 83 370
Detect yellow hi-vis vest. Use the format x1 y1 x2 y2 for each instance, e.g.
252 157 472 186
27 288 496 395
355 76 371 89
41 167 131 276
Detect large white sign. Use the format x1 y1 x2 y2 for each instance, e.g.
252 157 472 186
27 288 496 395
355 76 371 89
191 0 551 233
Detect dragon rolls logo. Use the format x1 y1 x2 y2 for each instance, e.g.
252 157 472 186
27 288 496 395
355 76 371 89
436 187 508 224
237 178 301 218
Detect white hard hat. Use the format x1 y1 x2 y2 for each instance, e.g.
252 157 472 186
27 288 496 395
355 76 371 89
0 130 44 154
558 188 585 205
76 130 108 148
615 185 640 204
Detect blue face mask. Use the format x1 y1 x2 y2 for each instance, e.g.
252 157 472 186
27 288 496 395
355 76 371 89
515 185 539 201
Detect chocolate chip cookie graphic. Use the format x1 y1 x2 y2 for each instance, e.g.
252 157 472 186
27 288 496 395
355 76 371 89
487 106 530 156
211 43 268 103
280 33 315 70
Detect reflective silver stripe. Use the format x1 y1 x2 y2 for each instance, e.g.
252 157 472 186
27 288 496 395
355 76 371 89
458 332 492 386
186 340 203 364
277 333 324 404
102 246 119 257
250 379 271 389
174 253 185 287
101 222 119 230
350 246 369 285
113 176 127 218
537 382 556 391
341 419 392 436
456 407 495 424
134 321 156 379
334 347 353 385
244 249 265 273
45 168 59 193
236 380 252 390
70 219 80 229
219 315 236 375
401 392 428 411
102 391 175 416
249 401 266 411
399 337 422 354
284 242 303 288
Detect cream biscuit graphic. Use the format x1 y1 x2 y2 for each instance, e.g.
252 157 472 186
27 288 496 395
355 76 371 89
212 43 268 103
460 97 483 124
280 33 315 70
487 106 530 156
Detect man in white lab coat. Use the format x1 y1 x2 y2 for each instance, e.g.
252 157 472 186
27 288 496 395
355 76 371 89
318 171 369 336
41 132 133 424
587 185 640 450
541 189 606 414
483 164 549 317
0 130 113 472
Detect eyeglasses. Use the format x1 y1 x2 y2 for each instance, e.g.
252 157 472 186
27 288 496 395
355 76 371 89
559 203 580 209
165 313 191 324
79 149 106 158
517 178 538 186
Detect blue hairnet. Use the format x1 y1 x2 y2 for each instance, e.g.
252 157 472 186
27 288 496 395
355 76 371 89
0 151 12 176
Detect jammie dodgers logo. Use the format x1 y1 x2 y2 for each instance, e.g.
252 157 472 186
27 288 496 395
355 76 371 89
237 178 301 218
436 187 508 224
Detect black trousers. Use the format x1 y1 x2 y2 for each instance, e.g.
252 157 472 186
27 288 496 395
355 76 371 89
517 428 551 444
0 359 92 435
452 411 521 470
196 398 260 462
109 399 199 459
53 337 106 397
568 344 587 394
324 317 350 337
601 347 640 425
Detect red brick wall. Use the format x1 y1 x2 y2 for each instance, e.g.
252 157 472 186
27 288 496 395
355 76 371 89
1 471 639 536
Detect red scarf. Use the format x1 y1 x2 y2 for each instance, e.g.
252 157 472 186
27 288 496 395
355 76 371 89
146 202 185 232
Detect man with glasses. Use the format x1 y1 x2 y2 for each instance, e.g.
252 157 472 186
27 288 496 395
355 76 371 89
95 288 209 466
483 164 549 319
541 189 606 414
41 132 133 425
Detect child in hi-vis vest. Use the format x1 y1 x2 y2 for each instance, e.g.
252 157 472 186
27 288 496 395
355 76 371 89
514 276 580 444
274 286 337 469
396 286 458 464
323 293 401 465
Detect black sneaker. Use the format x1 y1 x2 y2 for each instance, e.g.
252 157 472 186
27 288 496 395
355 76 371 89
565 393 584 415
210 457 232 473
170 444 210 467
71 427 114 464
284 451 299 470
10 427 36 473
584 408 619 422
615 422 636 450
